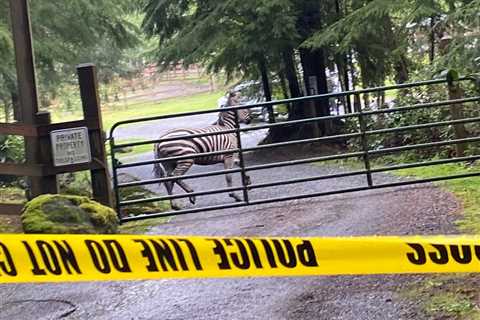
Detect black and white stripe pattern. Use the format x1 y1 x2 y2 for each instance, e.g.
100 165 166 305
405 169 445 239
153 92 251 209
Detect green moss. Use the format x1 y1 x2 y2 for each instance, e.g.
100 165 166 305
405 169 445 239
21 194 119 234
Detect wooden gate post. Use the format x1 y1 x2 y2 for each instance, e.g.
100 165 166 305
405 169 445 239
77 64 113 208
36 111 58 194
9 0 56 198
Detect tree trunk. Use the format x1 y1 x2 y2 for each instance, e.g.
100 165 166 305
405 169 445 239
278 71 290 100
258 58 274 123
299 47 331 136
349 52 357 90
429 16 436 64
282 47 303 120
262 48 302 143
335 0 352 113
334 54 351 113
394 55 409 84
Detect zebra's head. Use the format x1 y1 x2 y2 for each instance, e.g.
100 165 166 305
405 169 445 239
217 92 251 126
237 108 252 124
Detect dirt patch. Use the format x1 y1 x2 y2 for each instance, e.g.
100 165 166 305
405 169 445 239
0 214 22 233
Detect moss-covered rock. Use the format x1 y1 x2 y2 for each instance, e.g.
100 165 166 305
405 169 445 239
21 194 118 234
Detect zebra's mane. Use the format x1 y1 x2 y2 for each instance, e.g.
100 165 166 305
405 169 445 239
217 110 236 127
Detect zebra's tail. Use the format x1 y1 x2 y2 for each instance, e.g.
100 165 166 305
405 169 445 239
153 161 165 179
153 145 165 181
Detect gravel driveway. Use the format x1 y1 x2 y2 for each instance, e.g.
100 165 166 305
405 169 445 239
0 110 466 319
0 145 461 319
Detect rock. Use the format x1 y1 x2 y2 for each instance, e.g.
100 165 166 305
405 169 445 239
21 194 119 234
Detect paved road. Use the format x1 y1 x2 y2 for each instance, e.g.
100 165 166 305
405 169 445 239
0 114 462 319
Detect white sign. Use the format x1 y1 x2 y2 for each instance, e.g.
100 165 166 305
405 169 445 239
51 127 91 167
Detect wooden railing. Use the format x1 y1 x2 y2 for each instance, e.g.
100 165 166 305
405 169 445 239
0 64 113 215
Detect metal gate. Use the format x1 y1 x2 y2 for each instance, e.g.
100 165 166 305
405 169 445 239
109 76 480 223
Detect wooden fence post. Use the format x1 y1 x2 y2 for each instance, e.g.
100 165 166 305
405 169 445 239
36 111 58 194
77 64 113 208
447 81 468 157
9 0 55 198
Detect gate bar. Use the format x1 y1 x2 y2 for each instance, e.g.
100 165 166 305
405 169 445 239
366 116 480 135
369 136 480 156
110 76 480 223
109 77 475 137
355 93 374 187
116 148 241 169
243 155 480 191
114 128 238 149
237 96 480 134
119 186 245 207
234 110 250 204
119 170 480 223
246 151 365 171
121 201 249 222
246 171 480 207
118 167 243 188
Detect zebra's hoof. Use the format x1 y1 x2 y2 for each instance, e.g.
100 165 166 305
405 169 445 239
189 195 196 204
245 175 252 186
171 202 182 210
229 193 243 202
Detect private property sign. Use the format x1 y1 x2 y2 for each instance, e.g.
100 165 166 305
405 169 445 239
50 127 91 167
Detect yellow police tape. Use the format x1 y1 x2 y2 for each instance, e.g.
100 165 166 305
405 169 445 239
1 234 480 283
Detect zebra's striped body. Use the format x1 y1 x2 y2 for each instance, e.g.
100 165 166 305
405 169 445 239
153 92 251 209
156 125 237 165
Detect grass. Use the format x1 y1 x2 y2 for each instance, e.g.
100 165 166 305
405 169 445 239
403 275 479 319
108 138 154 159
388 161 480 319
392 161 480 233
51 89 223 132
118 217 168 234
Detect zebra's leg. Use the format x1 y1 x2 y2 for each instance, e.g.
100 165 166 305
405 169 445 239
165 180 181 210
162 162 182 210
171 160 196 205
234 152 251 186
224 155 242 202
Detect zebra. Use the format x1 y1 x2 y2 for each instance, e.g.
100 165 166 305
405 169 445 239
153 92 252 210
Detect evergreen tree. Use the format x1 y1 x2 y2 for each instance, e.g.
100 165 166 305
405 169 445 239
0 0 140 118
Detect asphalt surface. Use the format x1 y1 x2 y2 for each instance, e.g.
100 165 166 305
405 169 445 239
0 113 462 320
